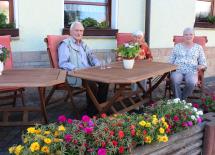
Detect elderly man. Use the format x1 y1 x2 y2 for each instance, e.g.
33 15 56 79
58 21 109 116
169 27 207 100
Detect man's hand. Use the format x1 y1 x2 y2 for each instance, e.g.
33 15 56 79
197 65 206 71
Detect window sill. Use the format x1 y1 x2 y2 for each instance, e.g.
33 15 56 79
63 28 118 37
0 28 19 37
194 22 215 28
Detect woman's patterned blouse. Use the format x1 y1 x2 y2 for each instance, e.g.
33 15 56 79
169 43 207 74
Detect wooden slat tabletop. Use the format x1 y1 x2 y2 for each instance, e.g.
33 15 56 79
0 68 66 87
69 61 177 84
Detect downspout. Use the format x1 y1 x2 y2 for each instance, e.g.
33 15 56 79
145 0 151 46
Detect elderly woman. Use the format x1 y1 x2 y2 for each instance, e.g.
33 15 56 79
169 27 207 100
132 30 153 61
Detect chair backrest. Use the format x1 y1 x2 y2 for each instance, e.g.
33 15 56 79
116 33 133 47
0 35 13 69
45 35 70 68
173 36 208 49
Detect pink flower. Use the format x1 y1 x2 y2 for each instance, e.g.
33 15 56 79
173 115 179 122
201 98 206 103
84 127 93 134
82 115 90 122
212 95 215 101
67 118 73 124
64 134 72 143
58 115 67 123
88 120 94 127
197 117 202 123
101 113 107 118
187 121 193 126
98 148 106 155
182 122 188 127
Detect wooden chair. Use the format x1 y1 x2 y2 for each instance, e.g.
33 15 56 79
164 36 208 99
0 35 25 106
44 35 85 107
115 33 153 100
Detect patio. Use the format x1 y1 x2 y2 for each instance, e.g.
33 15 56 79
0 76 214 154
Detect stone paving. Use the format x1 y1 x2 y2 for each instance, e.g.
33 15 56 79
0 77 214 154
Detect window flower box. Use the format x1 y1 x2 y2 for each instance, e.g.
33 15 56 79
0 28 19 37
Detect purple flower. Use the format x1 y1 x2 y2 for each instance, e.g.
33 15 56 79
67 118 73 124
197 117 202 123
84 127 93 134
58 115 67 123
187 121 193 126
82 115 90 122
64 134 72 143
88 120 94 127
98 148 107 155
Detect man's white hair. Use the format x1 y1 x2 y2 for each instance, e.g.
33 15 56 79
183 27 194 35
70 21 84 30
132 30 144 37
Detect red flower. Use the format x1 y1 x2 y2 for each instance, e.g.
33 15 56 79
166 127 171 133
118 131 124 139
64 134 72 143
101 141 106 147
201 98 206 103
112 140 118 147
143 130 147 135
130 125 135 130
165 114 170 119
212 95 215 101
110 131 114 136
131 129 135 136
192 103 199 109
118 146 124 154
67 118 73 124
101 113 107 118
173 115 179 122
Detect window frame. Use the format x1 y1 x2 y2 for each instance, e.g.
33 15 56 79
0 0 19 37
194 0 215 28
63 0 118 36
0 0 14 23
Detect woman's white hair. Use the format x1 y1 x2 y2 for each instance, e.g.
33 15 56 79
183 27 195 35
70 21 84 30
132 30 144 37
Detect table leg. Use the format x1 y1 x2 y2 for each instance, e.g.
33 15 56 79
38 87 48 123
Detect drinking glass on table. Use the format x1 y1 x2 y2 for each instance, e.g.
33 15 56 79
106 55 112 68
100 59 106 70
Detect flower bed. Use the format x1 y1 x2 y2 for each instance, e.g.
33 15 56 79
8 99 203 155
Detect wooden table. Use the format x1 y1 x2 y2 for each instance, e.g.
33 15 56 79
0 68 66 126
70 60 176 114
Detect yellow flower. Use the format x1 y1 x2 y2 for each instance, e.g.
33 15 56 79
44 131 51 135
54 131 59 137
162 135 168 142
27 127 35 134
136 130 141 136
159 127 165 134
139 120 146 127
44 138 52 145
8 146 16 154
23 138 28 144
14 145 23 155
34 129 41 134
157 135 162 142
152 115 157 118
163 122 169 129
30 142 40 152
41 146 50 154
161 117 165 122
53 138 63 142
58 125 66 131
145 122 151 128
152 118 158 125
144 136 152 143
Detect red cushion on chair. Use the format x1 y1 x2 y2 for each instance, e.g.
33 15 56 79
0 35 13 69
173 36 208 49
116 33 133 47
47 35 70 68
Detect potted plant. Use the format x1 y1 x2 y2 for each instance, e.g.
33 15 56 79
117 42 140 69
0 45 9 75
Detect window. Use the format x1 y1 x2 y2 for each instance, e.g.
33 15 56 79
195 0 215 28
64 0 111 28
63 0 118 36
0 0 14 23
